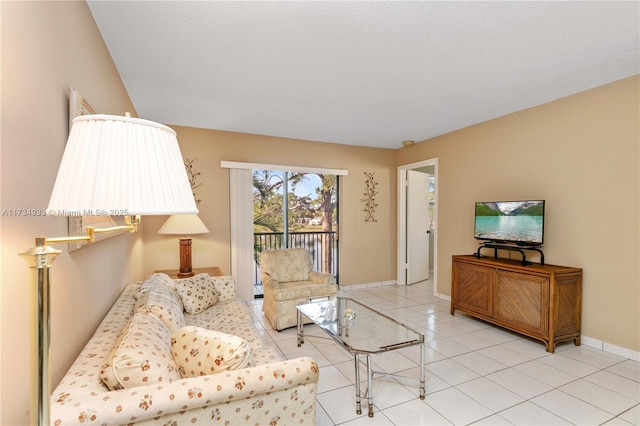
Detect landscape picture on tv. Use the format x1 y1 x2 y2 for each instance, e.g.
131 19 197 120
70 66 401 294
474 200 545 245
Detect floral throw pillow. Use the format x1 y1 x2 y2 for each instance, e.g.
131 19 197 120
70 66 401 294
209 275 236 301
174 273 219 314
171 326 252 377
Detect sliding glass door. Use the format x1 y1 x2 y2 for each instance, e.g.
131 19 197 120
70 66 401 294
252 170 339 297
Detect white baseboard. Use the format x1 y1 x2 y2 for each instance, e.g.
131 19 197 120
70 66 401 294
340 280 397 291
436 293 451 301
582 335 640 362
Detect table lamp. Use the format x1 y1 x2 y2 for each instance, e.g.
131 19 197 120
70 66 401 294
158 214 210 277
20 114 197 426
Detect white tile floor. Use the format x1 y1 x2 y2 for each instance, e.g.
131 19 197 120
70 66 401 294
246 280 639 425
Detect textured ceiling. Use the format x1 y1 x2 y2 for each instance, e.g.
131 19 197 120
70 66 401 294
88 1 639 149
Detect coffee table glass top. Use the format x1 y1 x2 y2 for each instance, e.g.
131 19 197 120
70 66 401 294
296 296 424 354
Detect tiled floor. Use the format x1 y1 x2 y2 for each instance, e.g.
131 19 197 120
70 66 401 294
246 280 639 425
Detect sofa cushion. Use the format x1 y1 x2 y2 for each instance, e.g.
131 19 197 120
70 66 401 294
209 275 236 301
251 346 283 366
185 298 267 351
100 313 180 390
171 326 252 377
135 282 186 332
136 272 175 299
175 273 220 314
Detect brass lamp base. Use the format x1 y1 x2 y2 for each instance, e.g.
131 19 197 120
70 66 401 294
178 238 194 278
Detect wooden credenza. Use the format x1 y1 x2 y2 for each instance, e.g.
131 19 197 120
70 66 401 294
450 255 582 353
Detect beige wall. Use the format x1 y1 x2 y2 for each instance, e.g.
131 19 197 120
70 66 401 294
396 76 640 352
1 3 142 424
142 126 397 286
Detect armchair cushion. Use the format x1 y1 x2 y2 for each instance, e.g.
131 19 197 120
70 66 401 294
260 248 312 282
269 281 337 302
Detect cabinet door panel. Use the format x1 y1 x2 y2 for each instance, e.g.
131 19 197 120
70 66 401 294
454 262 492 316
494 270 549 335
555 275 581 336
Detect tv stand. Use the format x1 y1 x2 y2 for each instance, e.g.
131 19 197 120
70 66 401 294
451 255 582 352
475 243 544 265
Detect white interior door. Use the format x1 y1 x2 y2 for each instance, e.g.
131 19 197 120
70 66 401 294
407 170 430 284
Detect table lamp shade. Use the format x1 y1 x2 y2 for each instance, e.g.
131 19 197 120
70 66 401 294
47 114 198 216
158 214 210 235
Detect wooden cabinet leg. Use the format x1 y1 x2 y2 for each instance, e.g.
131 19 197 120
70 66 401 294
546 341 555 353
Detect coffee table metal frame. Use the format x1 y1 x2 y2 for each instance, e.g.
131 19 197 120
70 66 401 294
296 296 425 418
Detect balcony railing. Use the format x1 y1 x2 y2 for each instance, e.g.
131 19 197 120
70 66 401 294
253 231 338 291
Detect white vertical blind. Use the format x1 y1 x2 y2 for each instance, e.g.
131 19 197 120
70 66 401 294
229 168 254 301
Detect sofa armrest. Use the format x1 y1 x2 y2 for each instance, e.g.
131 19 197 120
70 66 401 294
309 270 333 284
51 357 319 425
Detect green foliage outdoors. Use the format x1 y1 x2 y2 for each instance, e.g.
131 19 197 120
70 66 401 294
253 171 337 233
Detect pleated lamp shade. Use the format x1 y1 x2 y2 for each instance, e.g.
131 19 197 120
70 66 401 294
47 114 198 216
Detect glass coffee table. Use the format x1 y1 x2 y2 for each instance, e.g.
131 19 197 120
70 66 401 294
296 296 425 417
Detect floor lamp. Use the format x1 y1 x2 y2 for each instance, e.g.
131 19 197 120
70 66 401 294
20 114 197 426
158 214 210 277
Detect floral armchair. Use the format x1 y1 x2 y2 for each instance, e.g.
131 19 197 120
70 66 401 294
260 248 338 331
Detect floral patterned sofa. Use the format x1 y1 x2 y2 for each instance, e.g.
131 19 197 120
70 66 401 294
51 273 319 425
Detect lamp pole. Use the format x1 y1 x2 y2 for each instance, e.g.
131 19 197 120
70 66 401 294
20 237 61 426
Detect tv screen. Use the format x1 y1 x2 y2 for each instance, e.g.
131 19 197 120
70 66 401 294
474 200 545 246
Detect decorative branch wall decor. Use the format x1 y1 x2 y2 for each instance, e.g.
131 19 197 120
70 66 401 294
184 158 203 205
361 171 378 222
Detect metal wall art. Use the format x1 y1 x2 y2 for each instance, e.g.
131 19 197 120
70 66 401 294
361 171 378 222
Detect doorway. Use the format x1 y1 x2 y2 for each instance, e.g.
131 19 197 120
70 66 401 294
397 158 438 295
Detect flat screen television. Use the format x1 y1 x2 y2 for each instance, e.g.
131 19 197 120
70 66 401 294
474 200 545 246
